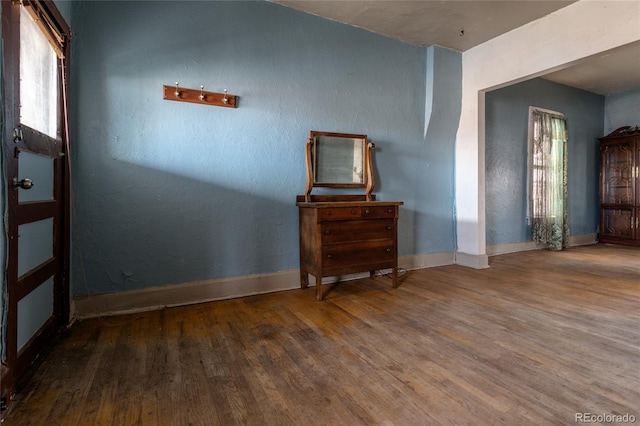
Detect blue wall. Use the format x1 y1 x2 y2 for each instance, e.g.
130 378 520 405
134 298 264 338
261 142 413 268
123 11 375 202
414 46 460 251
604 88 640 134
54 0 71 23
485 78 604 246
70 1 461 296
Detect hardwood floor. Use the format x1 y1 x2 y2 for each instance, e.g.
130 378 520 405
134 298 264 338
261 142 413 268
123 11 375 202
3 244 639 425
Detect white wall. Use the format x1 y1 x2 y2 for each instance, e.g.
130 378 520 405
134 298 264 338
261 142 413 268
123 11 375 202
455 0 640 267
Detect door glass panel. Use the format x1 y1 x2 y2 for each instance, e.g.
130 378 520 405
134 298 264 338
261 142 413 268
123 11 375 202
18 150 54 202
17 277 54 350
18 218 53 277
602 142 633 204
20 5 58 138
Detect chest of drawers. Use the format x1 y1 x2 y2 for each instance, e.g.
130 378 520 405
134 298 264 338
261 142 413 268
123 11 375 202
296 196 403 301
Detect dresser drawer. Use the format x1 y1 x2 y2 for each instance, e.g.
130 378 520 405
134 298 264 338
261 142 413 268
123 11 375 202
297 198 403 300
322 219 395 244
361 206 396 219
320 207 362 220
322 240 395 267
319 205 397 221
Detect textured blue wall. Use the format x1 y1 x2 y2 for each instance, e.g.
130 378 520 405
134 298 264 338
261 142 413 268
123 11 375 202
70 1 460 296
485 78 604 246
604 88 640 134
409 46 460 252
54 0 71 23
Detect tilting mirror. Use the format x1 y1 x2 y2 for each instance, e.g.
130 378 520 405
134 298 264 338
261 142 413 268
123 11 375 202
314 134 365 184
304 131 375 201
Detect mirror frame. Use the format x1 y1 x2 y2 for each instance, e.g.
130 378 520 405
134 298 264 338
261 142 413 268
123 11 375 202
304 131 375 202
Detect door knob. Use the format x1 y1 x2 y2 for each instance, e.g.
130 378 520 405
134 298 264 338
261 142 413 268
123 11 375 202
13 178 34 190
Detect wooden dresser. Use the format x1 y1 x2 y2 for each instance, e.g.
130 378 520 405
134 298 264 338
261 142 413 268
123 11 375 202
297 131 403 300
296 195 403 301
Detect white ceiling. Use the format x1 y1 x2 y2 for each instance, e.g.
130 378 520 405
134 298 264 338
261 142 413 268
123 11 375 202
274 0 640 95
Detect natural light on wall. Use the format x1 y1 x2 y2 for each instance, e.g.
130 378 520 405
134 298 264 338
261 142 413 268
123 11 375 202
20 5 58 138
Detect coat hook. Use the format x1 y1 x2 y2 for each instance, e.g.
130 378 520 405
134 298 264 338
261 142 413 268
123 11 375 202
163 84 236 108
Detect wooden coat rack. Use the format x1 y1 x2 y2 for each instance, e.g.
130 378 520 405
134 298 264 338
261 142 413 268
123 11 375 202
163 84 237 108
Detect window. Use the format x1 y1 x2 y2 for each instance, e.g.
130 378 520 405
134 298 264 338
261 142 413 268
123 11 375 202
527 107 570 251
20 4 59 138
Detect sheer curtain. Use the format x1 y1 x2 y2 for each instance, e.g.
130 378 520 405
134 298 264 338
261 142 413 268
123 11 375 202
530 109 570 251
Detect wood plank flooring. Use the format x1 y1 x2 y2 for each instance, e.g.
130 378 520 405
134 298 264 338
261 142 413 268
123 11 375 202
3 244 639 425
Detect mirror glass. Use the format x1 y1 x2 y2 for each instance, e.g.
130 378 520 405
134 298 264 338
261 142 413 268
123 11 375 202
314 135 365 185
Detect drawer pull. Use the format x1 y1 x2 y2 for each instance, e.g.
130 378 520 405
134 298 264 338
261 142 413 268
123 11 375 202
387 208 393 213
326 211 332 216
351 210 357 214
386 226 393 230
386 248 392 253
327 254 333 259
364 209 371 214
324 230 331 235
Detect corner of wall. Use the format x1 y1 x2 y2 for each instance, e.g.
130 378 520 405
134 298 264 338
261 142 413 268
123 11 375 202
454 251 489 269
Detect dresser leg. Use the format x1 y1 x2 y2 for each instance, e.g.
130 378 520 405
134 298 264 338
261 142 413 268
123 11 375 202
370 271 376 279
316 275 323 301
300 269 308 289
392 268 399 288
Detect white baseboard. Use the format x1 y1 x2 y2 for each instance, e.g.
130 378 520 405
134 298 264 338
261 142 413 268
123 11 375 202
400 251 454 270
486 240 545 256
71 235 600 319
72 269 302 319
570 233 598 247
454 251 490 269
72 251 456 319
487 233 598 256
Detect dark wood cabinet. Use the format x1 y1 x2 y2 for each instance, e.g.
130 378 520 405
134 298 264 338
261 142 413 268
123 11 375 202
599 126 640 245
296 195 403 301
